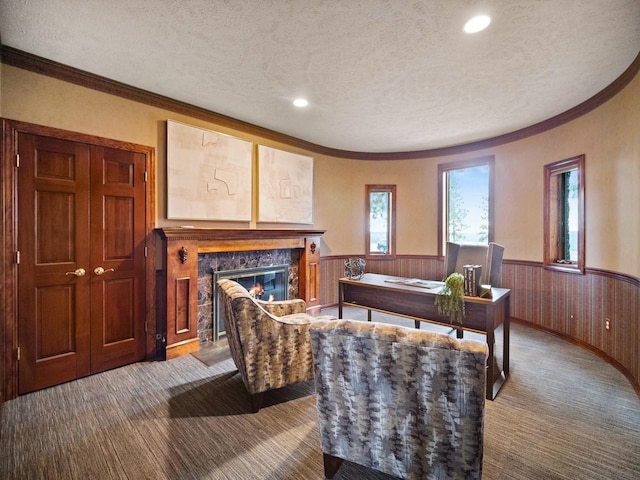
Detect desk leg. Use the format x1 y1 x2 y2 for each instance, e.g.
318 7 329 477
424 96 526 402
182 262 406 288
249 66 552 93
486 316 496 401
368 310 372 322
504 296 510 378
485 298 509 400
338 283 343 319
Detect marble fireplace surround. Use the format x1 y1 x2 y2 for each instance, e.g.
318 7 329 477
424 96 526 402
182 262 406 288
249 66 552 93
156 228 324 359
200 249 298 342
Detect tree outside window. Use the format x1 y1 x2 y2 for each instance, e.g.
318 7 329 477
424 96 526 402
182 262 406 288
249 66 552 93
438 157 494 256
366 185 396 259
544 155 585 274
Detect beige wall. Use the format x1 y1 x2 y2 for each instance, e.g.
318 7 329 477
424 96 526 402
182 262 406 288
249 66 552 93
2 63 639 277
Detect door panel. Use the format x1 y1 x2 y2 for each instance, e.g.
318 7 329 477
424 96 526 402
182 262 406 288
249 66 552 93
18 134 91 394
37 284 75 358
103 278 135 343
89 146 146 373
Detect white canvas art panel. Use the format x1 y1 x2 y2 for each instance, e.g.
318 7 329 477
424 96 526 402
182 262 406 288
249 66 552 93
167 120 252 221
258 146 313 224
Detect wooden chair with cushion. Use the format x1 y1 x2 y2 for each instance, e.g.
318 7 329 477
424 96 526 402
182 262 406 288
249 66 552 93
216 278 336 412
309 319 488 480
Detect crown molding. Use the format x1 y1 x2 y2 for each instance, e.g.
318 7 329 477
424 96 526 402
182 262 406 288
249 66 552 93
2 45 639 161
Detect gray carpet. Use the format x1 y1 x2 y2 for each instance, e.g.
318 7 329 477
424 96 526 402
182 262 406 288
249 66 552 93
1 307 639 479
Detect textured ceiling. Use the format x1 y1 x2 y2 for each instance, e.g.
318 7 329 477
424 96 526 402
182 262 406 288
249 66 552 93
1 0 639 153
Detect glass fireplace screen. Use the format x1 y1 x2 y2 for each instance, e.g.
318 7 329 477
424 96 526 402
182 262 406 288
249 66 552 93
213 265 289 340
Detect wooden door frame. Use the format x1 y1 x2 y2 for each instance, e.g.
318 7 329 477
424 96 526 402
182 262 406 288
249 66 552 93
1 118 157 401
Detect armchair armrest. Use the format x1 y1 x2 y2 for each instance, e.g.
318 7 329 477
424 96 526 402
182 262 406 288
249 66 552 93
257 298 307 316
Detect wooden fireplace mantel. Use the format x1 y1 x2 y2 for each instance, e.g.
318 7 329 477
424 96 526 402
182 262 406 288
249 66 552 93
155 228 325 359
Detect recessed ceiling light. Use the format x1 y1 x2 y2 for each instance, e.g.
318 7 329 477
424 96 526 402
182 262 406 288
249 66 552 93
464 15 491 34
293 98 309 107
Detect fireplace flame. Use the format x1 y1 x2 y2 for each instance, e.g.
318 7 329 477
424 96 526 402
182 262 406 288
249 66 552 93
248 283 264 298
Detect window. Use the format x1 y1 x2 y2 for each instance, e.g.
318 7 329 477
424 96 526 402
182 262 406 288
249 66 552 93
544 155 585 274
366 185 396 259
438 157 494 256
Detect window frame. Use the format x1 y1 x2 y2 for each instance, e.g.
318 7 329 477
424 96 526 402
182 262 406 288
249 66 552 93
437 156 495 258
365 184 396 260
543 154 585 274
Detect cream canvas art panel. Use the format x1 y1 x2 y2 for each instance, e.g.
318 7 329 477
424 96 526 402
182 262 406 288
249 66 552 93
167 120 252 221
258 146 313 223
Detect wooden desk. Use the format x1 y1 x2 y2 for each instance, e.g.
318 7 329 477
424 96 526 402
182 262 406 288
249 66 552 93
338 273 510 400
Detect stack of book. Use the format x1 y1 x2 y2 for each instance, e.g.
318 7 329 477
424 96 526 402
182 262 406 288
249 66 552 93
463 264 482 296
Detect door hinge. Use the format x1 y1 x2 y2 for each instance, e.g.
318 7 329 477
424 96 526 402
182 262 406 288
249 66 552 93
144 321 148 333
144 171 148 182
17 347 20 361
16 154 20 167
144 246 148 257
15 250 20 264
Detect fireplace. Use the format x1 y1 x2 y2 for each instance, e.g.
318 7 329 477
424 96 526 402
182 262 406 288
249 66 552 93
213 264 289 340
155 228 324 359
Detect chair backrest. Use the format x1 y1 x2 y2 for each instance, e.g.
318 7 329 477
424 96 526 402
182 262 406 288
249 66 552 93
309 319 488 480
217 278 318 398
217 279 281 383
444 241 505 287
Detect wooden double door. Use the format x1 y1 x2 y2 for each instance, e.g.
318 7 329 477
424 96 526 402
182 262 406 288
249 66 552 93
16 131 149 395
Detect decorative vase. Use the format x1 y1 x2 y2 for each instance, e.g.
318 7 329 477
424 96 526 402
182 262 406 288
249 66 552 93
344 257 366 280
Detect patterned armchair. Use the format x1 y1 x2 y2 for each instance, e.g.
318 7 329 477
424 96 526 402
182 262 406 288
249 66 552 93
309 320 488 480
216 279 336 412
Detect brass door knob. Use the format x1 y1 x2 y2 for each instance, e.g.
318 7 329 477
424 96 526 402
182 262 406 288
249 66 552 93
94 266 115 275
65 268 86 277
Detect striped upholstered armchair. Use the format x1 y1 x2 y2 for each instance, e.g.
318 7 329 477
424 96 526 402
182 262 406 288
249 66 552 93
309 319 488 480
216 279 336 412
